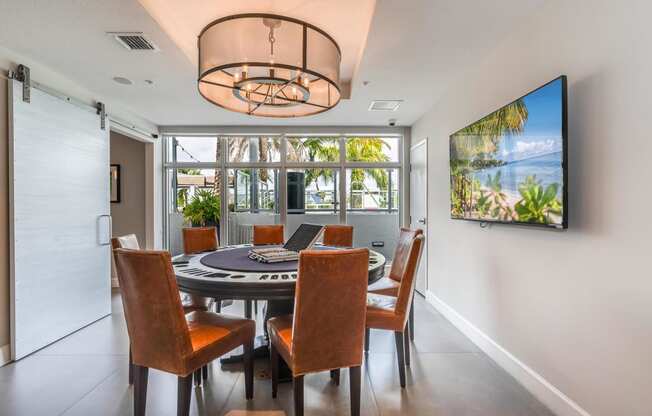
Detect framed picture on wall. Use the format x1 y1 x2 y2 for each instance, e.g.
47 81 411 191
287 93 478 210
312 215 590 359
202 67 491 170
110 164 121 203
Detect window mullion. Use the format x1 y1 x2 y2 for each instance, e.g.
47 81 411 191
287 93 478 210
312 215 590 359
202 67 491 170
339 135 346 225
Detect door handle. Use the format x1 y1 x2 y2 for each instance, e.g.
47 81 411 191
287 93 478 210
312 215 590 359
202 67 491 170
417 218 427 225
98 214 112 246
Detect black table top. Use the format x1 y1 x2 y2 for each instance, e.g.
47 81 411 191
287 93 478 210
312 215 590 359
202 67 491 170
173 244 386 301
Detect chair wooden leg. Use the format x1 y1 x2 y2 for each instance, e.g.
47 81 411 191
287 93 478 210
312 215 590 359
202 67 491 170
215 298 221 313
177 373 193 416
244 300 253 319
409 299 415 341
244 339 254 400
404 326 411 367
128 347 134 385
194 369 202 387
133 365 149 416
270 342 279 398
202 364 208 380
394 331 406 388
364 328 370 353
349 366 361 416
330 369 340 386
293 375 304 416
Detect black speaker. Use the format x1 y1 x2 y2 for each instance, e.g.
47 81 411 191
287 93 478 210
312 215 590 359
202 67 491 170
287 172 305 214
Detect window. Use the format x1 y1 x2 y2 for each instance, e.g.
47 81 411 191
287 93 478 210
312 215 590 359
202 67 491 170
228 136 281 163
168 136 219 163
163 134 403 259
346 168 399 211
166 167 222 255
286 136 340 163
286 168 340 237
346 136 399 163
227 168 280 244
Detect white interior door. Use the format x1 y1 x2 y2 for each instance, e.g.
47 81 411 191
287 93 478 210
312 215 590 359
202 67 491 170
9 79 111 359
410 140 428 295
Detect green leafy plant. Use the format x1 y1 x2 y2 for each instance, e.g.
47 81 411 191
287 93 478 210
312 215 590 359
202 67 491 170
483 171 515 221
514 176 562 224
182 189 221 227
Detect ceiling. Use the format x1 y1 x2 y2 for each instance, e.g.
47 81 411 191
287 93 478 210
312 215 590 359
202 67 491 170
138 0 376 85
0 0 545 127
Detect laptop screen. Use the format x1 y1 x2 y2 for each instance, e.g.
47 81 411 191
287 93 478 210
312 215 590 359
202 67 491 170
283 224 324 252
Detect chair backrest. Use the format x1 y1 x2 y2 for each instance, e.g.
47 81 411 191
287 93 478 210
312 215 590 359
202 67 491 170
322 225 354 247
111 234 140 250
392 229 425 322
252 224 284 245
291 248 369 375
113 249 192 375
182 227 218 254
387 228 423 283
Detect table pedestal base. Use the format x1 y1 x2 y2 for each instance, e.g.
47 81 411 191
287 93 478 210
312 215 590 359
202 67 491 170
220 299 294 381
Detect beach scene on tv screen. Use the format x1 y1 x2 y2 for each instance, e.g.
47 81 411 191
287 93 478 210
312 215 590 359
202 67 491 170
450 78 564 226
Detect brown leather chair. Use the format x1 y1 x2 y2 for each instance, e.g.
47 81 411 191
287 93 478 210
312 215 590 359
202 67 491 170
252 224 284 245
322 224 354 247
182 227 218 315
267 248 370 416
111 235 208 385
365 228 424 388
367 228 423 341
182 226 218 254
113 248 255 416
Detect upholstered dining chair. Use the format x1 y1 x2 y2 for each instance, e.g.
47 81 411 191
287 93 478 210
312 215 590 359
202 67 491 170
367 228 424 342
322 224 354 247
182 226 218 254
182 226 219 316
252 224 285 245
111 234 209 385
113 248 255 416
365 228 424 388
267 248 370 416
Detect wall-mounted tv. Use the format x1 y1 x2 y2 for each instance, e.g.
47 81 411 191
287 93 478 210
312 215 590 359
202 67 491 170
449 76 568 228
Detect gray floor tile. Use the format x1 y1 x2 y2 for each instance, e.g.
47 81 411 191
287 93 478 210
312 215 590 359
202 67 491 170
0 292 555 416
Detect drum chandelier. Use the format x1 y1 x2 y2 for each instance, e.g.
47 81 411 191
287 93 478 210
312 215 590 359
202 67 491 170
197 14 342 117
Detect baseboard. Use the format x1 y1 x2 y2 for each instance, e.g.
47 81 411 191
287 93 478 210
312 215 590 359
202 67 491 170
425 291 591 416
0 344 11 367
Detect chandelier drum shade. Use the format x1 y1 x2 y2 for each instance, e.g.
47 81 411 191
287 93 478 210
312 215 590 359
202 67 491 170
198 14 342 117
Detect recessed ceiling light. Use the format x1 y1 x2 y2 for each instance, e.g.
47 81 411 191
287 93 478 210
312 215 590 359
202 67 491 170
113 76 133 85
144 79 154 85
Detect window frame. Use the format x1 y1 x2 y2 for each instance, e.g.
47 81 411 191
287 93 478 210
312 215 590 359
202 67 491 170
162 133 403 248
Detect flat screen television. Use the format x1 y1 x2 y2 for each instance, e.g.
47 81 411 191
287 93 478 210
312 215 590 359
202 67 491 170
449 76 568 228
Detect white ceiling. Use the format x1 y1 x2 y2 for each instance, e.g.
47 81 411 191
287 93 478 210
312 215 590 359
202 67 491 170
138 0 376 84
0 0 545 127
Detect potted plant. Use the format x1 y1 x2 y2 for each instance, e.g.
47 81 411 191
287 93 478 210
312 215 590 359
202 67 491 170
182 189 221 233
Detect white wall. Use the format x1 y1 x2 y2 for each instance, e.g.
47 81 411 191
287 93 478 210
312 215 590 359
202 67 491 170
110 132 147 246
411 1 652 415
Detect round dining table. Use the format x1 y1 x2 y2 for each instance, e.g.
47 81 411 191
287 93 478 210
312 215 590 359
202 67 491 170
172 244 386 365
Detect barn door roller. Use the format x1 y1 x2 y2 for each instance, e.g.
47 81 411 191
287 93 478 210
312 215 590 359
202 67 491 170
14 64 31 103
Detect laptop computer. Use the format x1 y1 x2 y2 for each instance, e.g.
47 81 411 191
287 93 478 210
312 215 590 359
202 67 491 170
249 223 324 263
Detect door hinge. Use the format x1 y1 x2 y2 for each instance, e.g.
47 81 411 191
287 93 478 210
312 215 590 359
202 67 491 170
96 102 106 130
15 64 31 103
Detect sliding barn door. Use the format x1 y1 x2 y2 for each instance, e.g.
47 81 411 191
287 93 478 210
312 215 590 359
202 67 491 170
9 79 111 359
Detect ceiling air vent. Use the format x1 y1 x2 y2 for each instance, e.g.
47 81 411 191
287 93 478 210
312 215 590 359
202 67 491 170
108 32 159 51
368 100 402 111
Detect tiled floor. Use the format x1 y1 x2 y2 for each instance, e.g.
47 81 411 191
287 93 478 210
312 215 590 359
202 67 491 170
0 291 554 416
